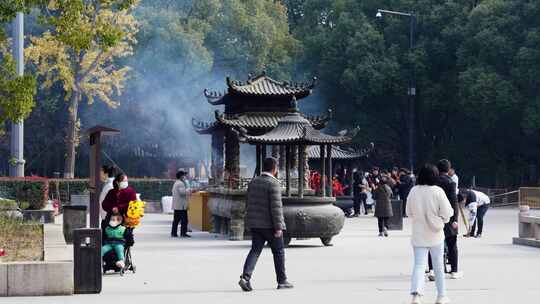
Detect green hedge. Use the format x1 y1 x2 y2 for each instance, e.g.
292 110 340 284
0 198 17 211
49 178 175 202
0 178 49 210
129 179 175 201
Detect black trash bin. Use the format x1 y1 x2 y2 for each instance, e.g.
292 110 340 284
73 228 102 294
63 205 87 244
387 199 403 230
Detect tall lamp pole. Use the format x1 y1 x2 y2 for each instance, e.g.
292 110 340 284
376 9 417 172
10 12 25 177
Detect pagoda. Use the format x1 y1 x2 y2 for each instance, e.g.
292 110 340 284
192 71 331 188
192 72 360 245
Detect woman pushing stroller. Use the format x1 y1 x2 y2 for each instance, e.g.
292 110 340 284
101 173 140 274
102 173 137 218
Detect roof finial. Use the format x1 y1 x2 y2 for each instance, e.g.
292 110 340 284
291 96 299 112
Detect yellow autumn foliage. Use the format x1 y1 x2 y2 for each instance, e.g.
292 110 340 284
26 3 138 108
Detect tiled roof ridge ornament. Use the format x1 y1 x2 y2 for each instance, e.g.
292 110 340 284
290 96 299 112
214 109 225 123
191 117 211 129
203 88 226 105
235 126 249 143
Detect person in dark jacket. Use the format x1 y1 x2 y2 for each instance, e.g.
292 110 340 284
352 171 369 216
373 176 393 237
428 159 461 280
239 158 293 292
398 168 415 217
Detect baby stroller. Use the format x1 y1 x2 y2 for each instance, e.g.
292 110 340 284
102 227 136 276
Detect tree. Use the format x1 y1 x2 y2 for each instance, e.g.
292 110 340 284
78 0 300 175
0 1 38 135
457 0 540 185
26 0 138 178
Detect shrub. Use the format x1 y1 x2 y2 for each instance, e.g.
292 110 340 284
0 198 17 211
49 179 89 202
0 177 49 210
130 179 175 201
49 178 175 201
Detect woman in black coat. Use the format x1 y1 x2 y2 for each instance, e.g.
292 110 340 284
373 176 393 237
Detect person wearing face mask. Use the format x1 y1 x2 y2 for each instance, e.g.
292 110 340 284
171 170 191 238
102 213 128 269
102 173 137 218
99 165 116 221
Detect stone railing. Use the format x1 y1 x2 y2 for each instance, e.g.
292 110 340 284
519 187 540 209
513 205 540 248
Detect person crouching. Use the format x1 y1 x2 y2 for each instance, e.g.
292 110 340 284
102 213 128 269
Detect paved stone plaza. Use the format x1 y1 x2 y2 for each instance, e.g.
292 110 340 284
5 208 539 303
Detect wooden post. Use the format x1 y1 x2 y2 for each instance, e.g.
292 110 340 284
286 146 291 197
225 130 240 188
211 132 225 184
89 132 101 228
278 145 286 172
87 126 119 228
327 144 333 196
346 162 354 195
256 144 262 176
298 144 305 198
320 145 326 197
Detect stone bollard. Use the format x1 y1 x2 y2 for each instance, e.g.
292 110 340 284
63 205 87 244
518 205 532 238
519 205 530 216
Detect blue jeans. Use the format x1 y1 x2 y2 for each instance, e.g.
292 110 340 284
411 242 446 296
471 204 489 236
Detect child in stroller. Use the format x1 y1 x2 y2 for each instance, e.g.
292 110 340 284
102 213 136 275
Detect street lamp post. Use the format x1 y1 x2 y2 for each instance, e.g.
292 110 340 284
376 9 417 172
10 12 25 177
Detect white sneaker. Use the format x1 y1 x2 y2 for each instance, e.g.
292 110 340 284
449 272 463 279
435 296 451 304
411 294 422 304
116 260 125 269
427 270 435 282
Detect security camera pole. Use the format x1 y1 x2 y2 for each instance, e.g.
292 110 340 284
376 9 417 173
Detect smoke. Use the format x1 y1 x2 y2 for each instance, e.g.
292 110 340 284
80 2 331 178
80 3 268 178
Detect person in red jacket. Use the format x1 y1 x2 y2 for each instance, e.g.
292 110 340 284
102 173 137 218
332 176 344 197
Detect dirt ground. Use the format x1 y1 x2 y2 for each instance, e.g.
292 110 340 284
0 216 44 262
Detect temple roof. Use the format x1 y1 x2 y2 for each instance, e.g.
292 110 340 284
307 144 373 160
204 71 317 105
238 112 358 145
192 110 331 134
